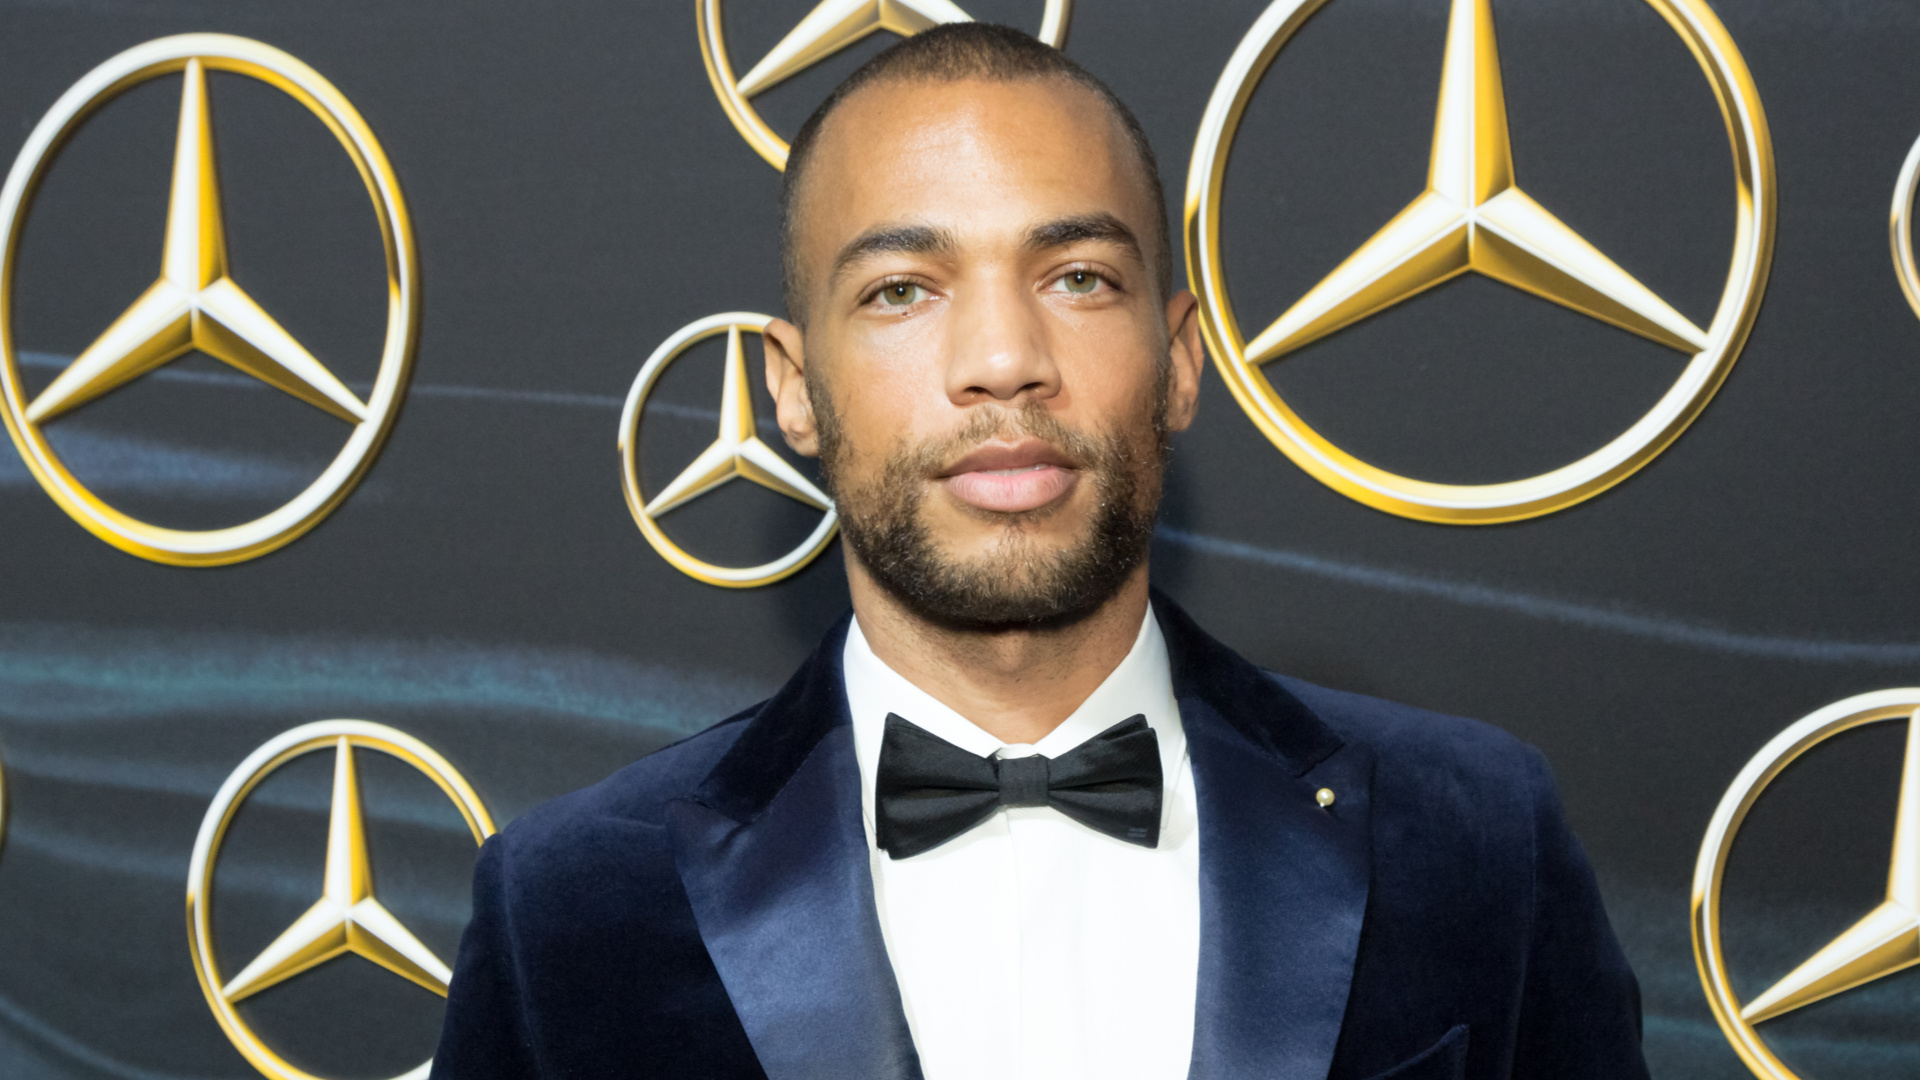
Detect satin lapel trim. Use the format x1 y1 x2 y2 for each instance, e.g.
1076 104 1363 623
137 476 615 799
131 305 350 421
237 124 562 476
670 725 921 1080
1183 692 1376 1080
668 722 921 1076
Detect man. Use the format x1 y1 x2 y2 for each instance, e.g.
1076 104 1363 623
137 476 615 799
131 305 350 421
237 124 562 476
435 25 1647 1080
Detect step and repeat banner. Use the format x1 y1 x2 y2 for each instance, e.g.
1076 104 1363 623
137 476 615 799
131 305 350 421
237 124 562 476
0 0 1915 1077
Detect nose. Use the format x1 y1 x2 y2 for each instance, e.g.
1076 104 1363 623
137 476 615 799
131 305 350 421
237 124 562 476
943 279 1060 407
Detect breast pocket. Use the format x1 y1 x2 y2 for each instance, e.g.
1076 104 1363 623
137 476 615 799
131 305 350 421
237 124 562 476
1361 1024 1469 1080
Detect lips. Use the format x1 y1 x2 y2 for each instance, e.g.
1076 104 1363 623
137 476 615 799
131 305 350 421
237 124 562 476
938 439 1079 514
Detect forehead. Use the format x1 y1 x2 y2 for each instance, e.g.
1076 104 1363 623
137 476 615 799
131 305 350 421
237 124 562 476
797 76 1148 256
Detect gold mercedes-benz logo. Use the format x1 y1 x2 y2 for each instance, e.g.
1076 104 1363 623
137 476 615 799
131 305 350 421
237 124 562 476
698 0 1074 170
1693 689 1920 1080
1185 0 1775 522
620 312 837 587
187 720 494 1080
0 34 419 565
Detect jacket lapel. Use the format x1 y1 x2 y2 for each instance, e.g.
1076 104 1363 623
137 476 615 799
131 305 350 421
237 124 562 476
667 616 922 1080
1156 594 1375 1080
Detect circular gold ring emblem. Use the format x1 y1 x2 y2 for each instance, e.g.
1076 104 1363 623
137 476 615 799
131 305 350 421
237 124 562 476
0 34 420 565
698 0 1074 170
187 720 494 1080
1185 0 1775 523
1890 130 1920 323
621 312 837 587
1692 689 1920 1080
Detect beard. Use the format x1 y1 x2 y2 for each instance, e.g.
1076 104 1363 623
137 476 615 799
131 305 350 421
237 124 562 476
812 368 1169 631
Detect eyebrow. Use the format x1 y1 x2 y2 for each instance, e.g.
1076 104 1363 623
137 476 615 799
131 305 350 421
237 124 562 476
828 224 958 288
1024 213 1143 265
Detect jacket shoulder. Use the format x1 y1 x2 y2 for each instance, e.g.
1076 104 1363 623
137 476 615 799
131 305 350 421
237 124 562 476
441 706 770 1076
490 704 761 863
1277 675 1648 1079
1273 673 1545 790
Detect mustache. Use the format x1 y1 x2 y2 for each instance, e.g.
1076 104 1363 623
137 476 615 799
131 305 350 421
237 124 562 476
913 404 1103 478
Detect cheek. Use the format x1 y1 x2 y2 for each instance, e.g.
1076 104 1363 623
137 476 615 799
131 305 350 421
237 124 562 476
1052 319 1165 419
833 323 954 443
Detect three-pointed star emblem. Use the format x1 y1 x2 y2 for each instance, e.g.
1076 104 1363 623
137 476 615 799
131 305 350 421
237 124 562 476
1248 0 1705 366
221 736 451 1002
699 0 1069 170
735 0 972 99
25 58 364 428
644 325 830 520
1740 713 1920 1024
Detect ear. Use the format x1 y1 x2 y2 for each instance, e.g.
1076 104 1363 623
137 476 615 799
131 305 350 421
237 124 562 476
1162 290 1206 433
763 317 820 458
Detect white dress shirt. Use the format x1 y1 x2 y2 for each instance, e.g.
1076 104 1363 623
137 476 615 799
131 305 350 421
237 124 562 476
843 607 1200 1080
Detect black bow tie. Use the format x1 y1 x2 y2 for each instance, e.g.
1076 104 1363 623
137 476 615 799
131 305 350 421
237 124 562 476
874 712 1163 859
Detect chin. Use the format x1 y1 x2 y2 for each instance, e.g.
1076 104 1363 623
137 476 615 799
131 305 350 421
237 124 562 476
941 512 1093 563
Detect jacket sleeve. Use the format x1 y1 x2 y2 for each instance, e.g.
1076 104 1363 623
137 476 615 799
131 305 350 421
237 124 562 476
1509 748 1651 1080
432 835 541 1079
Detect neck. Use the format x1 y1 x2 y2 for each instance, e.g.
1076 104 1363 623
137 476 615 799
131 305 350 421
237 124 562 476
847 561 1152 745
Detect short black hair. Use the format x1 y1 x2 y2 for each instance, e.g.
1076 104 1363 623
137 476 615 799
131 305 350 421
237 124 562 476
779 23 1171 323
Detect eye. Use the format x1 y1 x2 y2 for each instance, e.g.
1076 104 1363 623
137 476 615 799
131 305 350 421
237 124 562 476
878 282 927 307
1057 270 1106 295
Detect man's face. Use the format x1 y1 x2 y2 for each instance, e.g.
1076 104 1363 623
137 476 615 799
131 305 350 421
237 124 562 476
767 76 1203 627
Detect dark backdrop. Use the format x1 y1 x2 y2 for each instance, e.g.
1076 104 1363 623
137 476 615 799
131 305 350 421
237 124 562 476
0 1 1915 1077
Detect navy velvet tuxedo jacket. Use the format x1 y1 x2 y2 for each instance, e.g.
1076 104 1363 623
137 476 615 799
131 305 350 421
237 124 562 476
435 597 1649 1080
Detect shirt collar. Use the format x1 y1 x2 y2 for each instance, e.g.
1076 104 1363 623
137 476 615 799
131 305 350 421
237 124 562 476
844 604 1186 830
